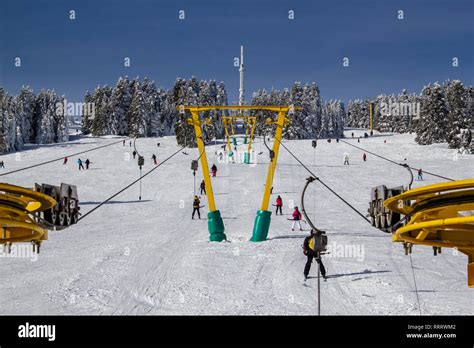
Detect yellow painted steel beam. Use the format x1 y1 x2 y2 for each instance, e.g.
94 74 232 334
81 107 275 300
189 111 217 212
222 118 233 154
247 117 257 153
260 111 287 211
179 105 302 113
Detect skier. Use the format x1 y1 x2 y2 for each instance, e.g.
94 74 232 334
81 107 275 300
157 142 160 147
132 150 137 159
192 196 201 219
336 138 339 143
303 229 327 281
384 139 387 144
63 157 68 165
200 180 206 195
291 206 303 231
77 158 84 170
418 168 423 181
211 164 217 177
351 132 354 138
362 153 367 162
123 140 125 146
218 152 223 161
152 154 157 165
357 138 360 143
343 153 350 165
85 159 91 170
0 161 4 168
275 195 283 215
129 141 132 147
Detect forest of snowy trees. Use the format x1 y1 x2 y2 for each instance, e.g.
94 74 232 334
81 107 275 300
0 87 69 153
345 80 474 151
1 78 472 153
251 82 345 140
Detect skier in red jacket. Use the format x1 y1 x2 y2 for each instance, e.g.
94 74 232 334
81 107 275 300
275 195 283 215
291 207 303 231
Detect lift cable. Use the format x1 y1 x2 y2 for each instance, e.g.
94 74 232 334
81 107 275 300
274 138 371 224
409 253 423 315
78 146 185 222
0 138 127 177
339 139 455 182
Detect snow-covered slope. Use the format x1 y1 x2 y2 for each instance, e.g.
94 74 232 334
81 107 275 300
0 130 473 315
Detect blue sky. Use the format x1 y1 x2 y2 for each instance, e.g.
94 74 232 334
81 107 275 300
1 0 473 104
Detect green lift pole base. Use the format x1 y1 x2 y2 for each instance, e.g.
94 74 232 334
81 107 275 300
244 152 250 164
250 210 272 242
208 210 226 242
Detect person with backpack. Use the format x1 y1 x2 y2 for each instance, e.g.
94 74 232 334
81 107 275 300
192 196 201 219
77 158 84 170
291 206 303 231
200 180 206 195
275 195 283 215
303 229 327 281
85 159 91 170
211 164 217 177
152 154 157 165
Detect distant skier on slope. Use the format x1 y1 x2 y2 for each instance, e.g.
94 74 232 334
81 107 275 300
418 168 423 181
85 159 91 169
211 164 217 177
0 161 4 168
275 195 283 215
303 229 327 281
192 195 201 219
362 153 367 162
63 157 68 165
291 206 303 231
77 158 84 170
152 154 157 165
200 180 206 195
132 150 137 159
343 153 350 165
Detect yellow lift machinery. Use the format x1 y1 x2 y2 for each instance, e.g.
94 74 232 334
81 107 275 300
178 104 299 242
221 115 256 163
0 182 79 253
384 179 474 287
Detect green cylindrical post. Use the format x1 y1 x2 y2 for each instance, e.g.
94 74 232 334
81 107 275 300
208 210 226 242
250 210 272 242
232 137 237 146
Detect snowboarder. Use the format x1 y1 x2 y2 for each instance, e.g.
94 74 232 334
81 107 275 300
63 157 68 165
343 153 350 165
132 150 137 159
303 229 327 280
200 180 206 195
211 164 217 177
77 158 84 170
85 159 91 169
152 154 157 165
192 196 201 219
0 161 4 168
275 195 283 215
291 206 303 231
418 168 423 181
362 153 367 162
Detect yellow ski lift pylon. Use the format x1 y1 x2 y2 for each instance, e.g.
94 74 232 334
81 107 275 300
384 178 474 287
0 183 57 246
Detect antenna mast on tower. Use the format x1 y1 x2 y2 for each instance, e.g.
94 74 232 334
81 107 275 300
239 45 245 108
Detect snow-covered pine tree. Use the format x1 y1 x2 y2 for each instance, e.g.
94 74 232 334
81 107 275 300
415 83 449 145
444 80 468 148
110 76 132 135
81 91 93 135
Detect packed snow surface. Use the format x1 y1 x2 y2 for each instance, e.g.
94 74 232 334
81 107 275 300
1 130 473 315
